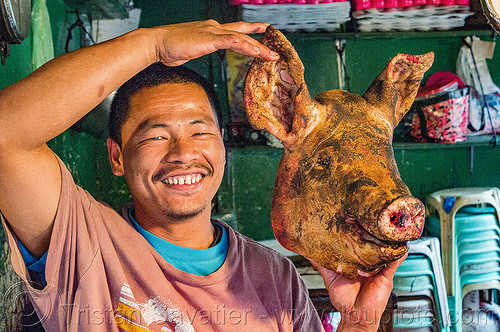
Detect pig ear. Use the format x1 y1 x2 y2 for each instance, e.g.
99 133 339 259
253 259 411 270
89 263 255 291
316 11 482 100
363 52 434 128
244 26 319 142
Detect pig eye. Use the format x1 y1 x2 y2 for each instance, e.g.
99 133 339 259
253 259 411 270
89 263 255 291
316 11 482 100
315 159 330 169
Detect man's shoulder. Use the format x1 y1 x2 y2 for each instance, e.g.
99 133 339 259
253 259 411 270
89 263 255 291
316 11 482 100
229 227 295 266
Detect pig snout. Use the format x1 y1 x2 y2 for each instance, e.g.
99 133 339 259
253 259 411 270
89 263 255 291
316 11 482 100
345 172 425 244
377 196 425 242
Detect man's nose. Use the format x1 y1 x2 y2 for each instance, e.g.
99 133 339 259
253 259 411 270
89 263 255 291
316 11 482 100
164 138 200 164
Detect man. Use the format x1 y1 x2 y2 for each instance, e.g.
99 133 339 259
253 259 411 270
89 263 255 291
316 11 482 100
0 20 403 331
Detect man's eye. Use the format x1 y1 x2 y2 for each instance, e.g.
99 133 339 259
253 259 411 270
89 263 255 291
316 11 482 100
150 136 166 140
193 132 208 136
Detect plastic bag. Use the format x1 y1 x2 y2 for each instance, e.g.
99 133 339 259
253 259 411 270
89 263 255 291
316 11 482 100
409 87 470 143
456 36 500 135
31 0 54 70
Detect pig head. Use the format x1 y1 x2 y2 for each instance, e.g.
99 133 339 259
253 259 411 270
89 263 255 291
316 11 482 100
244 26 433 278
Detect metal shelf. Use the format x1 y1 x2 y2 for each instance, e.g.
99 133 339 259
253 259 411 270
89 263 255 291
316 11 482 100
393 135 497 150
284 26 496 41
227 135 497 151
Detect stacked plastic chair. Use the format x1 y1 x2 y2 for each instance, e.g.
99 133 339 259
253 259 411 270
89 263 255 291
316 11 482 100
425 187 500 331
393 237 451 331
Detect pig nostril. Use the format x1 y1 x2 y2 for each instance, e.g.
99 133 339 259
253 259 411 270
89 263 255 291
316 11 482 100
378 197 425 241
390 213 407 227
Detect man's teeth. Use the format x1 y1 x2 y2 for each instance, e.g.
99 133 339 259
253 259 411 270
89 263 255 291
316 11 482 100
162 174 203 185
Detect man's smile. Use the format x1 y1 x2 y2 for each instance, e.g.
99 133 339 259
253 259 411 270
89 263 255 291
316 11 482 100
161 173 204 185
154 166 212 193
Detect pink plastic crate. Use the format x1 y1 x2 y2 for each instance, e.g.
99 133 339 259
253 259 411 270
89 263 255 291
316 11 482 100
229 0 347 4
349 0 469 10
352 0 370 9
398 0 414 7
371 0 385 8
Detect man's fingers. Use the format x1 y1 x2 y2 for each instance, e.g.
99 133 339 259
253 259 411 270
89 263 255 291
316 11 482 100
222 21 269 34
213 33 279 60
379 251 408 281
217 21 279 60
155 20 279 65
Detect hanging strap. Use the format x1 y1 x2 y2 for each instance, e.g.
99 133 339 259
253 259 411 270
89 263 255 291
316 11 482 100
462 37 497 147
65 11 95 54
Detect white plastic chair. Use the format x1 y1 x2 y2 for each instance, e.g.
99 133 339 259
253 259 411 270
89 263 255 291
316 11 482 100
425 187 500 296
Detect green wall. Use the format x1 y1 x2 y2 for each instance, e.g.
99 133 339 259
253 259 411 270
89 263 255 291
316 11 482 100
0 0 98 193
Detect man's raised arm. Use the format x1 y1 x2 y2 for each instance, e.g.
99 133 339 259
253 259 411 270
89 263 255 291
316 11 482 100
0 20 278 257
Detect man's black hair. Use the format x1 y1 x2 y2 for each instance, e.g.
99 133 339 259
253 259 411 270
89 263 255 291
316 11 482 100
109 62 223 146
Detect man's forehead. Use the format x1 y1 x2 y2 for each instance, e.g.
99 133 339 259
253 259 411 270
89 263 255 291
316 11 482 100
134 114 217 132
131 82 209 104
127 82 220 129
129 83 210 111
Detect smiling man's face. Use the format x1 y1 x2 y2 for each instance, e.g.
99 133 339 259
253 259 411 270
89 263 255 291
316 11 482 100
108 83 225 224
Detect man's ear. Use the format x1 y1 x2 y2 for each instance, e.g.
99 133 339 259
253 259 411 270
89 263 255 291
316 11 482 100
107 138 124 176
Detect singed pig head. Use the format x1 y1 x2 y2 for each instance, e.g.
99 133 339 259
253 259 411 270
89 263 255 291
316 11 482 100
244 26 433 278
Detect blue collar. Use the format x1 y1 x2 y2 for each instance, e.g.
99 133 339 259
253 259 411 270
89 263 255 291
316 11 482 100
129 209 229 276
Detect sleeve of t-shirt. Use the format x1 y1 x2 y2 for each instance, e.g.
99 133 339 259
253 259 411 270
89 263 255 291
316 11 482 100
0 153 101 315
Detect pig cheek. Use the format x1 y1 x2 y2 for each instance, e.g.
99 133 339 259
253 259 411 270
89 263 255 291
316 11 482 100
271 154 303 250
272 153 331 251
272 151 407 278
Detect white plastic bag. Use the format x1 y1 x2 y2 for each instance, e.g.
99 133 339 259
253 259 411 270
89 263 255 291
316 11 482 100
456 36 500 135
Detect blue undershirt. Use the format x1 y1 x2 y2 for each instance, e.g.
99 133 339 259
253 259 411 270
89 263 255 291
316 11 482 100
18 210 229 286
128 209 229 276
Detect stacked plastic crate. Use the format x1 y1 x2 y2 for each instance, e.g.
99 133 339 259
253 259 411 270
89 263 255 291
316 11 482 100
229 0 351 32
350 0 473 31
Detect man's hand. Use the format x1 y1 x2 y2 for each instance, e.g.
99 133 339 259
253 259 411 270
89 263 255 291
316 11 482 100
151 20 279 66
309 253 407 331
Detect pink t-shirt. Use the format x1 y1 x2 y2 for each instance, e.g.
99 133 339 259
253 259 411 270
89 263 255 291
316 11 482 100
1 156 323 331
